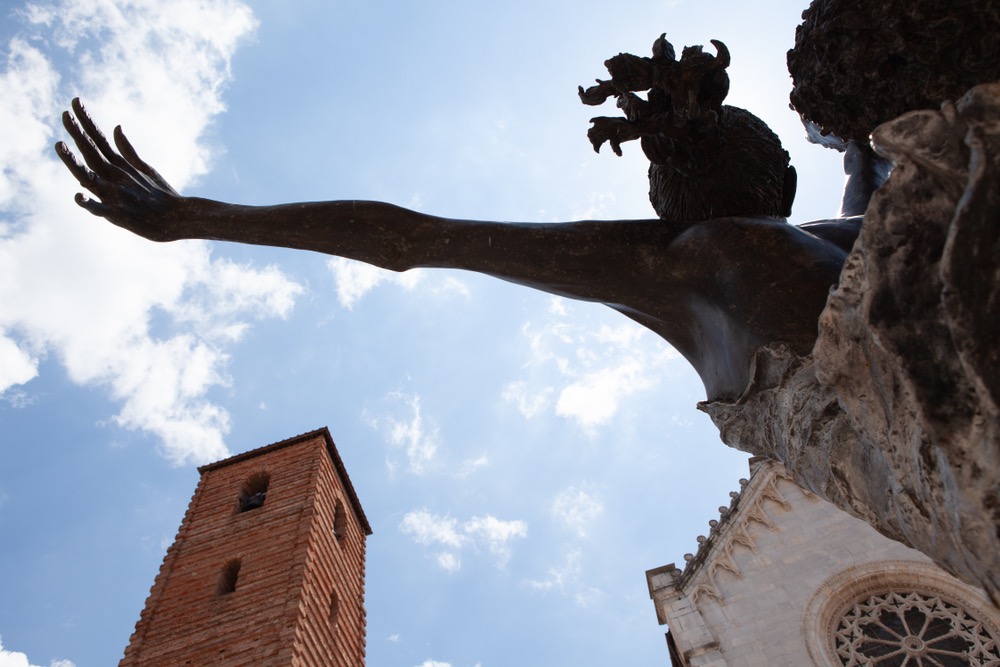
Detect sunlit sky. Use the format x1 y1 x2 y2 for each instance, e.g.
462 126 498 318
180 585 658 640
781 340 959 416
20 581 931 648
0 1 846 665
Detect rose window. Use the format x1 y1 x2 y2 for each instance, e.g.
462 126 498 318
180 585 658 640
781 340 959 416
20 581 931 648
833 591 1000 666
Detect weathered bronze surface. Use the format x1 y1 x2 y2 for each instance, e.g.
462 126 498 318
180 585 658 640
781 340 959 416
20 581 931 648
580 35 797 222
56 86 852 404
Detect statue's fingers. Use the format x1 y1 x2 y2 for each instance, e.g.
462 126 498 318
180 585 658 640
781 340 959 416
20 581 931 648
57 143 126 211
55 141 102 193
70 99 157 190
62 110 111 176
76 191 168 241
70 98 125 170
114 126 179 195
74 192 113 218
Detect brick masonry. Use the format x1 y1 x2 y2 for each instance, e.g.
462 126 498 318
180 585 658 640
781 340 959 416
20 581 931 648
118 428 372 667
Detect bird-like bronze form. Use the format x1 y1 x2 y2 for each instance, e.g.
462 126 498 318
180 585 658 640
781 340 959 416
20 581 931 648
580 35 797 222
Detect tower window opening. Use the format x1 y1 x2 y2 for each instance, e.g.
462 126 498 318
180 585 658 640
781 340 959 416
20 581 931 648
217 558 241 595
238 471 270 512
333 499 347 542
330 590 340 631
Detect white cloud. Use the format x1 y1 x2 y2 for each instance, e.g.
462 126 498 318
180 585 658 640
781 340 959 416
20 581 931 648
575 587 605 608
399 509 465 548
551 486 603 538
505 303 680 433
0 637 75 667
525 549 581 592
400 509 527 570
0 336 38 393
0 39 57 209
463 515 528 566
326 258 468 309
369 394 495 478
327 257 424 309
547 296 567 316
415 661 451 667
371 392 440 475
502 380 553 418
434 276 470 298
25 0 258 182
456 453 489 477
571 191 617 220
0 0 304 464
555 358 655 431
436 552 461 572
524 549 604 608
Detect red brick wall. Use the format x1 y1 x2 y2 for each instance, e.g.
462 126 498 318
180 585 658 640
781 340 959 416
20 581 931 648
291 436 368 667
119 432 368 667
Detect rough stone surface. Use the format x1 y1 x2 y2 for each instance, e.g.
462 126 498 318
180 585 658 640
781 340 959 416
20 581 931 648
701 84 1000 605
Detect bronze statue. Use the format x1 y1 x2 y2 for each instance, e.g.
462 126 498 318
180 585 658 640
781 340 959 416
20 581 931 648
55 36 860 405
579 36 797 222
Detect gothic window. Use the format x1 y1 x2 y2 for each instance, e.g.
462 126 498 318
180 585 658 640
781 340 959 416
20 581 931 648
333 499 347 542
833 590 1000 666
238 471 270 512
217 558 241 595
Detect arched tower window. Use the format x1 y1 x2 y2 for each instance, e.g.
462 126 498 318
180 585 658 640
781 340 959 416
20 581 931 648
238 471 270 512
217 558 241 595
333 499 347 542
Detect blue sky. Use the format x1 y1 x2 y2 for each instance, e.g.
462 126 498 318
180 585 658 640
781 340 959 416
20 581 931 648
0 1 845 665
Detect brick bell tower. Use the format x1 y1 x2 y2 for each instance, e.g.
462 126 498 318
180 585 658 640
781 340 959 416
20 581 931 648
119 428 372 666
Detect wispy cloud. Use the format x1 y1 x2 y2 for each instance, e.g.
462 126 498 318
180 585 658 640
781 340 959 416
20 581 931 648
464 515 528 566
399 509 527 571
327 258 424 309
551 486 603 538
555 359 656 430
368 394 494 478
367 391 441 475
525 548 581 592
501 380 554 418
504 298 680 433
0 0 307 465
326 258 469 309
524 549 604 608
456 454 489 477
571 191 617 220
435 552 462 572
399 509 465 548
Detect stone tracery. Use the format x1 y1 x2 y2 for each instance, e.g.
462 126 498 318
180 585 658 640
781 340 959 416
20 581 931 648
833 591 1000 667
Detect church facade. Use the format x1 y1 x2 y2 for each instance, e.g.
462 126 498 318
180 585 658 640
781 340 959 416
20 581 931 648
647 459 1000 666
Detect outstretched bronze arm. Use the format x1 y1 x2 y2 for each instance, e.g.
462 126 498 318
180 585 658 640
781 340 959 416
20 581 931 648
56 98 850 402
